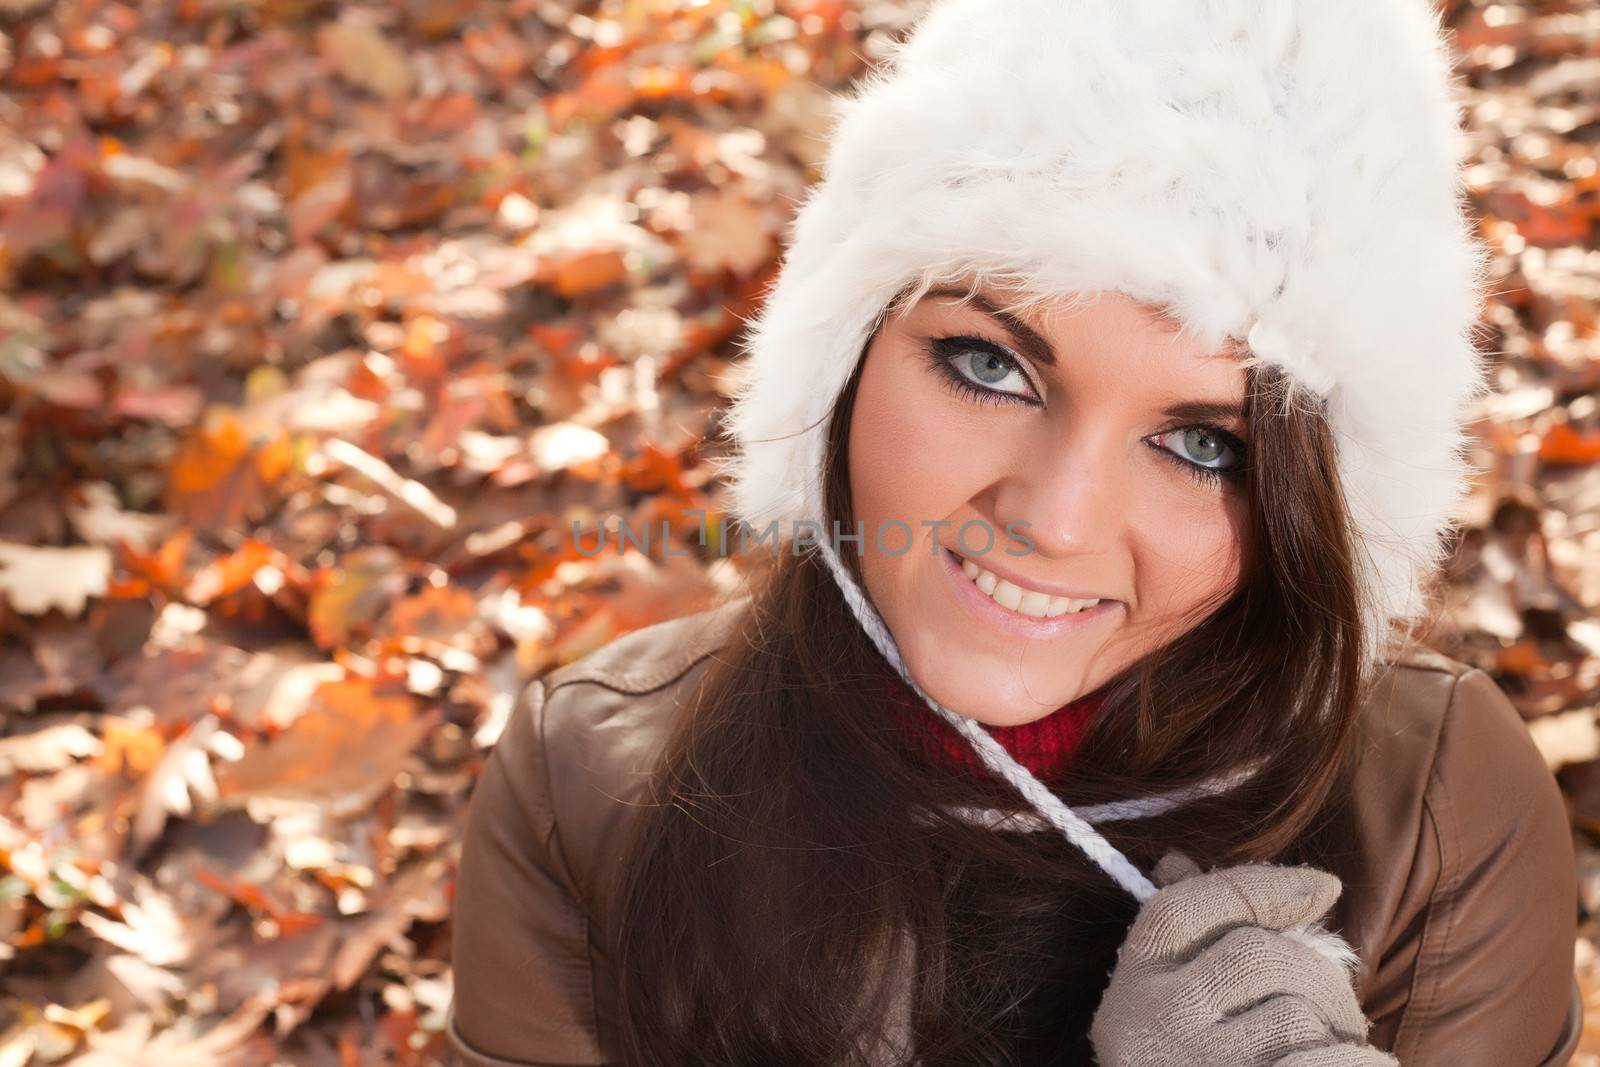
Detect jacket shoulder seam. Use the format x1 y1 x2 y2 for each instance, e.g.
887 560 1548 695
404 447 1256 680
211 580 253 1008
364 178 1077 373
515 674 559 850
524 671 606 1046
545 642 724 699
541 601 749 696
1386 668 1464 1059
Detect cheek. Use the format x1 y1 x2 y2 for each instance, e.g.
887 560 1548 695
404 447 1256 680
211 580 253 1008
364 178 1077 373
1127 490 1251 616
847 366 1003 536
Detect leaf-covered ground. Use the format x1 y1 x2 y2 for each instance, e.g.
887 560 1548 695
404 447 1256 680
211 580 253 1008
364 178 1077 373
0 0 1598 1063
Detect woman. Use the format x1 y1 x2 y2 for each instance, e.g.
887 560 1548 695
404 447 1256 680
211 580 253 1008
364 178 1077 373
447 0 1582 1064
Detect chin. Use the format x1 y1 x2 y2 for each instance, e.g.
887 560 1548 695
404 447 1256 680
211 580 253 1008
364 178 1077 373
906 659 1077 727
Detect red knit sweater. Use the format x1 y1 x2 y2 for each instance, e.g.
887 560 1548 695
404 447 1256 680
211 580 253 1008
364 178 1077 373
878 664 1106 782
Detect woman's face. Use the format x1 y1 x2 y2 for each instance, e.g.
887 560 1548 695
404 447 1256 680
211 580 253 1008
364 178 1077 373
847 283 1254 725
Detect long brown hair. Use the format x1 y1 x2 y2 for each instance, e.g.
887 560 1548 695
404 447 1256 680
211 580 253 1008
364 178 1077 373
610 316 1370 1064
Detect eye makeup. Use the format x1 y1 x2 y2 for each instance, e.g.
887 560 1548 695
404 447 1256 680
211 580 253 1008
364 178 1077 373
1145 427 1250 488
917 333 1251 488
918 334 1040 406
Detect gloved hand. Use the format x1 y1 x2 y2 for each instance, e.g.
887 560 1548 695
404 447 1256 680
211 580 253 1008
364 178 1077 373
1089 850 1400 1067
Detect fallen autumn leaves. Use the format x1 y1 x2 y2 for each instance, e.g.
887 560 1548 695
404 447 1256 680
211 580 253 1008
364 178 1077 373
2 0 1600 1064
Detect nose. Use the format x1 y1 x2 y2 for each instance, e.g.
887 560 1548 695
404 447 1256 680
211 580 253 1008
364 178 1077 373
990 424 1124 562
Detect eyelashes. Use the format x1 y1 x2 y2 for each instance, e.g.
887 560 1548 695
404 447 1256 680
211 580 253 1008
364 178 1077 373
917 333 1251 489
1152 430 1250 489
920 335 1039 405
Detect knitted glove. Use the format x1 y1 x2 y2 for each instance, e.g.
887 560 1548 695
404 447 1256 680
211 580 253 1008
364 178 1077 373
1089 850 1400 1067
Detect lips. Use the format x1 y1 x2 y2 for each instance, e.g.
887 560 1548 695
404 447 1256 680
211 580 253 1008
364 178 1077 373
955 556 1102 619
937 546 1121 641
939 546 1113 618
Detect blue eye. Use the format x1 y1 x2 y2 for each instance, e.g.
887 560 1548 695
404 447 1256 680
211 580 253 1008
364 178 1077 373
1149 426 1249 488
921 335 1039 405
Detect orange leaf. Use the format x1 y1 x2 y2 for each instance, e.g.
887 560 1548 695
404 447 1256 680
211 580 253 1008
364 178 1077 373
216 676 437 808
255 432 294 484
119 526 194 594
634 66 694 100
1539 422 1600 466
194 866 324 937
307 548 406 652
543 249 628 298
95 721 165 777
169 409 250 496
186 540 278 605
529 323 583 356
166 409 290 532
1496 638 1548 678
620 442 691 496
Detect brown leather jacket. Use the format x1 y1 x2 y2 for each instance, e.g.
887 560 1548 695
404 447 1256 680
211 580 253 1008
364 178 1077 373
446 597 1583 1066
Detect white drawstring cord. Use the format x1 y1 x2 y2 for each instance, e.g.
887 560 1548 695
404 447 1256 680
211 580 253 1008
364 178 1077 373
815 536 1255 904
919 766 1264 834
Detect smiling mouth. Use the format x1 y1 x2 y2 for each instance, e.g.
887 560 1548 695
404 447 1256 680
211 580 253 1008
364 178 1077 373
949 550 1106 620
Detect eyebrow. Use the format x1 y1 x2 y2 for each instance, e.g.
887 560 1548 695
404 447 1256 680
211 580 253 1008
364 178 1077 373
926 287 1058 367
923 287 1246 423
1163 400 1247 423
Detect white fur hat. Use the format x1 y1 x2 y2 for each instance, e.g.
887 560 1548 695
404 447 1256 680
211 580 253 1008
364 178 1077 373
716 0 1491 898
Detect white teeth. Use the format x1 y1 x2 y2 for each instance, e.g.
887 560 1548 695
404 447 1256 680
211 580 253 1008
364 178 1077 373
954 553 1103 619
1018 590 1051 616
992 579 1023 611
